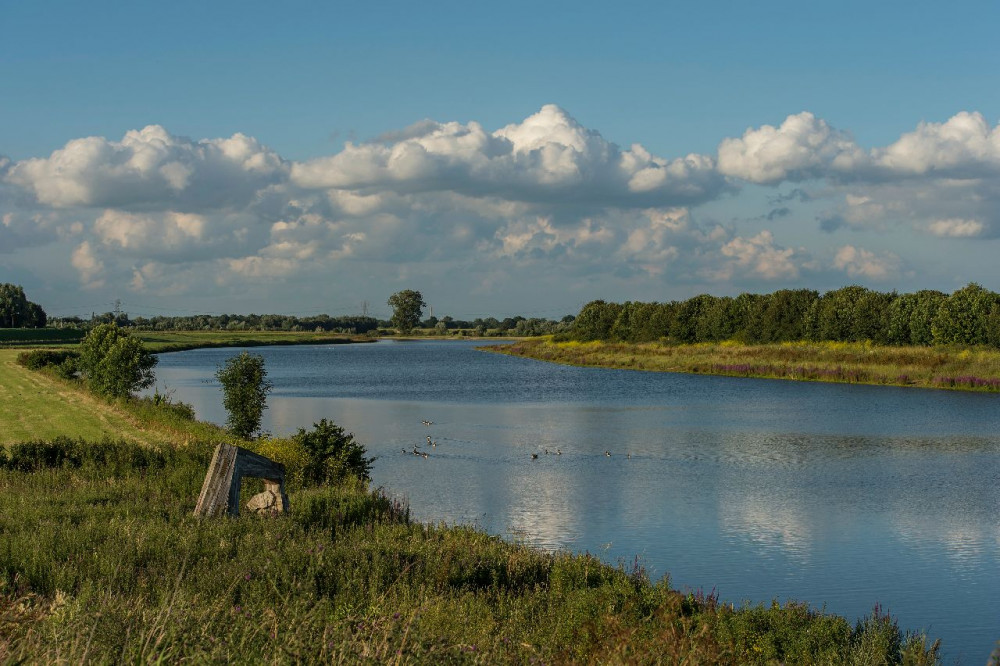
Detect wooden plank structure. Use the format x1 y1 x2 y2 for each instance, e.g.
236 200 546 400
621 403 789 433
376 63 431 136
194 443 290 517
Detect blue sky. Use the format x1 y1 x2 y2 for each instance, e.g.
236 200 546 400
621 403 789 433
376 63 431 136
2 1 999 319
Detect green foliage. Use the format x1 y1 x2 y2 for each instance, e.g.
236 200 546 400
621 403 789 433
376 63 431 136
16 349 79 378
293 418 375 485
0 436 941 663
215 351 272 440
0 283 47 328
759 289 818 342
387 289 426 334
570 282 1000 349
575 300 624 341
78 322 157 398
932 283 999 345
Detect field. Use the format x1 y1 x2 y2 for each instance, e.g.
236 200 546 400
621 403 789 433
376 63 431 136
0 338 946 663
494 338 1000 392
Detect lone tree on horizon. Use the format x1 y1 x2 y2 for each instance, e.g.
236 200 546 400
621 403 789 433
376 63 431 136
387 289 426 334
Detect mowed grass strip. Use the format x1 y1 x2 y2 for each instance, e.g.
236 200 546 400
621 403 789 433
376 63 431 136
0 350 171 446
494 338 1000 391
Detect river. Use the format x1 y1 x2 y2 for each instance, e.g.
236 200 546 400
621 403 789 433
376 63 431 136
147 338 1000 661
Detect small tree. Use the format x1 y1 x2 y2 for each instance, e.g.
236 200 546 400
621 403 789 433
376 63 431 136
216 351 272 439
79 322 157 398
387 290 426 334
294 418 374 485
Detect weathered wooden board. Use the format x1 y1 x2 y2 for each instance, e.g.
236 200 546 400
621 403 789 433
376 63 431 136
194 443 289 517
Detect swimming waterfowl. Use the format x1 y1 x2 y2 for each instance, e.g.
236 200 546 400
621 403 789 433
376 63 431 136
531 453 538 460
605 450 611 457
421 420 433 426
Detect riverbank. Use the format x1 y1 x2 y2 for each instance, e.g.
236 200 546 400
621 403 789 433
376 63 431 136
0 346 943 663
136 330 373 353
491 338 1000 392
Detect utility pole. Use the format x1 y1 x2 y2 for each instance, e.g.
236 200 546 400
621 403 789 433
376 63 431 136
361 300 369 317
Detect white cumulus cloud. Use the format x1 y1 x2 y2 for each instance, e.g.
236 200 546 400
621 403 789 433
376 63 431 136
717 112 863 184
6 125 287 210
291 105 725 207
832 245 901 280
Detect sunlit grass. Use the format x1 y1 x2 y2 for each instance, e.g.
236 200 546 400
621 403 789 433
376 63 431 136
494 338 1000 392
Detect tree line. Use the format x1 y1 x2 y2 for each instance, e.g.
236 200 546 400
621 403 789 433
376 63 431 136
572 283 1000 347
47 309 573 337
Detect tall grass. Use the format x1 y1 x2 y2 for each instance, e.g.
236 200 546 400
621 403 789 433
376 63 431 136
0 435 941 663
495 338 1000 393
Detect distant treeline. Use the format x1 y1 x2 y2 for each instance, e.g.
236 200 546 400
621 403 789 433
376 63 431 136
572 283 1000 347
48 312 575 337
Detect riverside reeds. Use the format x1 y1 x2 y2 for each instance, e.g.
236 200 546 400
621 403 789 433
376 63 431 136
495 338 1000 393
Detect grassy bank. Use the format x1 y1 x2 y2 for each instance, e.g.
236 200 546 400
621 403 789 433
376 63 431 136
0 347 944 663
135 330 372 353
493 338 1000 392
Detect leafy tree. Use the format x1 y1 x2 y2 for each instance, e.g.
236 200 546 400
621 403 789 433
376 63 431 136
851 289 894 344
294 418 375 484
810 286 870 342
932 283 1000 345
574 300 623 341
670 294 714 343
733 292 767 342
0 283 43 328
758 289 818 342
25 301 47 328
909 290 947 346
387 290 426 334
697 296 738 342
216 351 273 439
79 322 157 398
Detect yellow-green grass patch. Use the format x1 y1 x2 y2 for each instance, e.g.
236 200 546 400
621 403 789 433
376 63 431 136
0 350 171 447
493 338 1000 392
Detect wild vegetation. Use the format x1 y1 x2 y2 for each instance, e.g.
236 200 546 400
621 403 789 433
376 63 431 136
0 334 947 662
496 338 1000 393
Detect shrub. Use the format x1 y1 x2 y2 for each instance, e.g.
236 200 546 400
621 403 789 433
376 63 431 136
293 418 374 485
17 349 80 378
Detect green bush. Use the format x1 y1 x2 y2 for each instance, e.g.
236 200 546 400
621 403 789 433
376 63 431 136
16 349 79 376
294 418 374 485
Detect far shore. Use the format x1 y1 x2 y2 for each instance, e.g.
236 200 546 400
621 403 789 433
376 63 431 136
489 337 1000 393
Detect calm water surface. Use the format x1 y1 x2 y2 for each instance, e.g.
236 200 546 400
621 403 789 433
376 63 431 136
149 339 1000 661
